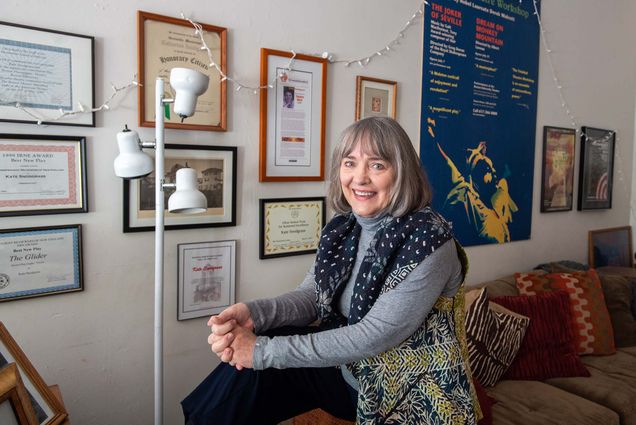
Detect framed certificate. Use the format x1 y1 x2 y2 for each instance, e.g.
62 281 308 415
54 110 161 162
259 197 326 259
138 11 227 131
177 240 236 320
540 126 575 213
578 126 615 210
123 144 237 232
0 225 83 303
259 49 327 182
0 134 88 217
355 76 397 121
0 21 95 127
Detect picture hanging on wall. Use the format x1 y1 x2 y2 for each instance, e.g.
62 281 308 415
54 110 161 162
540 126 575 212
137 11 227 131
123 144 236 232
355 76 397 121
588 226 633 268
578 126 615 210
259 48 327 182
0 363 39 425
0 20 95 127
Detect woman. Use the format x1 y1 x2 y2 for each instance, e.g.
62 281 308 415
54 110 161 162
182 117 480 425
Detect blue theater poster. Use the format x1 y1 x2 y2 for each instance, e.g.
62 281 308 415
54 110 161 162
420 0 541 246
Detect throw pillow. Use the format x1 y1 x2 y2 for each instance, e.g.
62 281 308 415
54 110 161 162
515 269 615 355
633 279 636 319
492 291 590 381
596 273 636 347
465 288 530 387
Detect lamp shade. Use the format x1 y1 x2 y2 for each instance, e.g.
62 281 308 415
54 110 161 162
114 127 153 178
169 68 210 119
168 168 207 214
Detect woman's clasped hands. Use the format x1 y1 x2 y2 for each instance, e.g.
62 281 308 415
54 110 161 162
207 303 257 370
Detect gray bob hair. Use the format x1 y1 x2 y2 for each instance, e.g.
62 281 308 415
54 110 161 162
328 117 432 217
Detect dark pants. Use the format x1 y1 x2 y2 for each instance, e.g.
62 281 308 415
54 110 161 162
181 327 357 425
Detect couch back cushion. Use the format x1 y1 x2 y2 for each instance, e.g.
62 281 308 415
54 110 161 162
597 272 636 347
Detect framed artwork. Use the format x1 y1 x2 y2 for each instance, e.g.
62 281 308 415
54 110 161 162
540 126 575 212
355 76 397 121
137 11 227 131
588 226 633 268
0 21 95 127
177 240 236 320
259 48 327 182
0 363 38 425
259 197 326 259
578 126 615 210
0 225 83 303
0 134 88 217
123 144 236 232
0 322 68 425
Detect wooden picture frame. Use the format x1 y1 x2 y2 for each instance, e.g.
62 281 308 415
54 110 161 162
0 363 38 425
0 134 88 217
578 126 615 210
137 11 227 131
540 126 575 212
0 21 95 127
259 197 326 259
355 76 397 121
0 225 83 303
123 144 237 232
0 323 67 425
588 226 633 268
259 49 327 182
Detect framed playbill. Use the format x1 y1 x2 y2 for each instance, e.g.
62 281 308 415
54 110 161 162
540 126 575 212
355 76 397 121
578 126 615 210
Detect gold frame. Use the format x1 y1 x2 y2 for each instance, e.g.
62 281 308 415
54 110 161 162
355 76 397 121
0 363 38 425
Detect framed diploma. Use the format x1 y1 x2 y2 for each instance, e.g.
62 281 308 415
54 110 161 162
0 322 68 425
177 240 236 320
259 197 326 259
355 76 397 121
138 11 227 131
0 225 83 303
123 144 236 232
0 134 88 217
259 49 327 182
540 126 575 213
578 126 615 210
0 21 95 127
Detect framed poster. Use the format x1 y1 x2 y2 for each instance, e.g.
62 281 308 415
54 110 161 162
355 76 397 121
0 363 39 425
259 48 327 182
0 134 87 217
137 11 227 131
540 126 575 212
0 21 95 127
123 144 236 232
0 322 68 425
177 240 236 320
0 225 83 303
259 197 325 259
578 126 615 210
588 226 633 268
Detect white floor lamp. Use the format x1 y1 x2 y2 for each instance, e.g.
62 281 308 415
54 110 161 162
114 68 210 425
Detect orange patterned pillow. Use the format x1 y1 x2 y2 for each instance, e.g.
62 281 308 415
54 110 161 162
515 270 615 355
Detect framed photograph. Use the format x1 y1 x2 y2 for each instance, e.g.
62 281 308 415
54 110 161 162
259 48 327 182
0 225 83 303
138 11 227 131
589 226 633 268
259 197 326 259
0 134 87 217
355 76 397 121
0 363 39 425
540 126 575 212
123 144 236 232
0 322 68 425
0 21 95 127
578 126 615 210
177 240 236 320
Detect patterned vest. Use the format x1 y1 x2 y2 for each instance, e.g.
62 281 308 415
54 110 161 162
315 207 481 424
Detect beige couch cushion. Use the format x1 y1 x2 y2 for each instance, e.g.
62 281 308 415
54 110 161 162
471 274 522 298
488 380 618 425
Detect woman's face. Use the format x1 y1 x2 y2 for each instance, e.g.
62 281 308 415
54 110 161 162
339 140 394 217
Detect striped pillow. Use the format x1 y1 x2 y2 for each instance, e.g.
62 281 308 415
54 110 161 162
465 288 530 387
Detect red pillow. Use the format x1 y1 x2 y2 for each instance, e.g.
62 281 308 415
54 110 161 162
491 291 589 381
473 378 496 425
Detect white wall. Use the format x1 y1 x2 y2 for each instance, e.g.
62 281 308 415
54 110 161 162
0 1 634 424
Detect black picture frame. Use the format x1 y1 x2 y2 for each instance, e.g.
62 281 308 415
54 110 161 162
0 20 95 127
123 144 237 232
259 197 326 259
0 134 88 217
577 126 615 210
540 126 575 213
